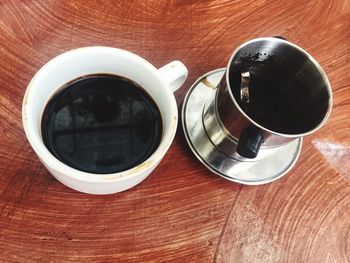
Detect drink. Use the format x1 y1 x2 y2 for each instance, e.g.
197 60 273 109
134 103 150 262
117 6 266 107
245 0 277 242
229 52 328 134
41 74 162 174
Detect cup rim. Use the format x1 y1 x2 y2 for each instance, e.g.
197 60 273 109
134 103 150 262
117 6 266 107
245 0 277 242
225 37 333 137
22 46 178 183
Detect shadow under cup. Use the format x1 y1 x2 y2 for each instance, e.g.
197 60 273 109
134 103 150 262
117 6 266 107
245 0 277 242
228 39 331 135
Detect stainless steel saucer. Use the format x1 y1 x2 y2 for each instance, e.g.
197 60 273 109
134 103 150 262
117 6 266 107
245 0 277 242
182 68 302 185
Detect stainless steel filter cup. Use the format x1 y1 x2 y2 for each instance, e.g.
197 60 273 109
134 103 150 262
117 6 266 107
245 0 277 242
203 37 332 160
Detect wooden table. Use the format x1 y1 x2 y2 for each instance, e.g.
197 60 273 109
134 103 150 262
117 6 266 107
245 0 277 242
1 1 349 262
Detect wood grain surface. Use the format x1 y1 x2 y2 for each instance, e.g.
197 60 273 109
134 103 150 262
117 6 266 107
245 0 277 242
1 0 350 262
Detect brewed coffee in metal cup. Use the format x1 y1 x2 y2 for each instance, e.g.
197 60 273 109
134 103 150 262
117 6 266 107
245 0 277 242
203 37 332 160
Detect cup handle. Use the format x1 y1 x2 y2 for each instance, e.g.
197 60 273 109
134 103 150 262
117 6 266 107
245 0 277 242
158 60 188 92
236 126 264 159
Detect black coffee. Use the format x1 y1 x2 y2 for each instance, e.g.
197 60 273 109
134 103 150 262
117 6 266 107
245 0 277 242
41 74 162 174
229 52 328 134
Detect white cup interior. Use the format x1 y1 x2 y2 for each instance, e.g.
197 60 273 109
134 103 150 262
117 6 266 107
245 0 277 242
23 46 178 180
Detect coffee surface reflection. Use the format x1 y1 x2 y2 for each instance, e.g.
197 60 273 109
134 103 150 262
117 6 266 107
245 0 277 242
41 74 162 174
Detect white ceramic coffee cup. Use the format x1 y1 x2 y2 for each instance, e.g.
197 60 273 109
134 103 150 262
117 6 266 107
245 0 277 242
22 46 188 194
